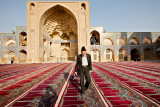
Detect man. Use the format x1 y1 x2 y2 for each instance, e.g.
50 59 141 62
75 46 92 96
11 58 13 64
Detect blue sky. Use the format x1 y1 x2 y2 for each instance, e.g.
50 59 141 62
0 0 160 33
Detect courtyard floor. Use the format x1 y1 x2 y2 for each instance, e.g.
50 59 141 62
0 61 160 107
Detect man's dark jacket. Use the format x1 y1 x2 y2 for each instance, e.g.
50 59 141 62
75 53 92 73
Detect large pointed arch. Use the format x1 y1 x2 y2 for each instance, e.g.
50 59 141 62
40 5 78 62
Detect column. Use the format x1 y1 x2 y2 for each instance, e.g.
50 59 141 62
114 35 118 61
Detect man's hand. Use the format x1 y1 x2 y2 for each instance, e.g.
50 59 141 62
89 70 92 75
75 72 78 75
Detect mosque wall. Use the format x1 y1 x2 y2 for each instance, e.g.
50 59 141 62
90 26 160 62
0 26 160 63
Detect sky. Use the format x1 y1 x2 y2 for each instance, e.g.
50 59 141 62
0 0 160 33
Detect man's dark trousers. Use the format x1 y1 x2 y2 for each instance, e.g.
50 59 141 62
78 66 91 94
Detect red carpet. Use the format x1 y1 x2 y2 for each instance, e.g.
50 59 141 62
93 62 160 106
0 62 160 106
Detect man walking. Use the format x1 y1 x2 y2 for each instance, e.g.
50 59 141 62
75 46 92 96
11 58 13 64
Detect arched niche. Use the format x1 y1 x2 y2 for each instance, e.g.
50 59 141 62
61 48 70 61
3 51 15 63
117 37 126 45
19 50 27 63
103 38 114 45
91 49 100 62
104 49 114 61
3 38 16 46
90 30 100 45
130 37 139 45
19 32 27 46
142 37 152 45
143 48 153 60
119 48 127 61
131 48 140 61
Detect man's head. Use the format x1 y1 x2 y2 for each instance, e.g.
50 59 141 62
81 46 86 56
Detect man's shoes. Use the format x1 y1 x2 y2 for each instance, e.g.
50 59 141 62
84 87 90 93
73 74 78 80
84 87 89 91
84 87 87 91
78 93 85 98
